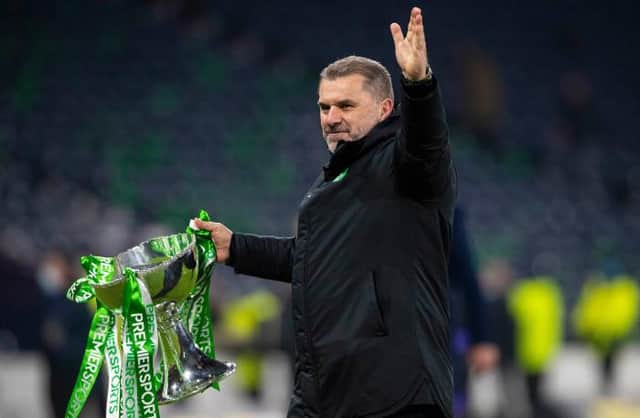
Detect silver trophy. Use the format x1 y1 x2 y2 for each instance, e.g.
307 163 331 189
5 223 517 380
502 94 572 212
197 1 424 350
91 232 235 404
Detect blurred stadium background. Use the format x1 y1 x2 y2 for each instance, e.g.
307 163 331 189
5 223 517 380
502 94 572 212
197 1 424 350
1 0 639 417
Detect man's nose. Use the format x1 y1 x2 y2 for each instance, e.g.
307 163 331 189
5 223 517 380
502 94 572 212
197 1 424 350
326 106 342 124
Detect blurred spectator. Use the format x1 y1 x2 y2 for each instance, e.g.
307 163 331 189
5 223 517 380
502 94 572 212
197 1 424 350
481 258 517 369
508 276 564 418
550 71 597 152
479 258 523 418
572 274 640 391
221 290 282 401
453 43 506 157
38 250 102 418
0 252 41 351
448 206 499 417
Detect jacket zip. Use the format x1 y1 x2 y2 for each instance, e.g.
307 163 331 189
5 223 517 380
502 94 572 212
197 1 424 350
299 198 324 417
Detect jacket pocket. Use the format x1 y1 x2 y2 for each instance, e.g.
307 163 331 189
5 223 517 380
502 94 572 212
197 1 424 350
368 271 388 337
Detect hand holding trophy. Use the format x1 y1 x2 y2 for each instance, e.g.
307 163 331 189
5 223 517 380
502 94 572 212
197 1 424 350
65 210 236 418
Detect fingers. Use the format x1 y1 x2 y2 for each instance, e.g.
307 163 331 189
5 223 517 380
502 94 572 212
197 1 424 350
392 7 424 46
192 218 221 233
389 22 404 46
414 12 425 51
193 218 233 244
392 7 429 80
408 8 424 44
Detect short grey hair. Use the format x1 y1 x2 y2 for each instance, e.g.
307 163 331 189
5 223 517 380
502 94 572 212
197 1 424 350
319 55 394 103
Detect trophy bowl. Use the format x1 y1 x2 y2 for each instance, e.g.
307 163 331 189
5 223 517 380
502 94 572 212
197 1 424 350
91 232 235 404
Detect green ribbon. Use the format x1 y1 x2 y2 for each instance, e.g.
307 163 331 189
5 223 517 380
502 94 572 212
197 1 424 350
65 255 118 418
81 255 117 281
104 317 123 418
121 268 159 418
66 256 117 303
66 277 96 303
66 256 161 418
65 304 114 418
182 209 220 390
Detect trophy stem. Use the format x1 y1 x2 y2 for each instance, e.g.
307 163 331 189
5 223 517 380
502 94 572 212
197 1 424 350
155 301 236 404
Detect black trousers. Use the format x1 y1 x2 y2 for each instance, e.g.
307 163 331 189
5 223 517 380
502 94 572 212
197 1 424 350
387 404 447 418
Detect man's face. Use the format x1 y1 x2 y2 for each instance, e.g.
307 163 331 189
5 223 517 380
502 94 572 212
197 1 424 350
318 74 391 152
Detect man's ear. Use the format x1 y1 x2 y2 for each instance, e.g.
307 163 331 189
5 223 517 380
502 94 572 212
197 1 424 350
379 98 394 121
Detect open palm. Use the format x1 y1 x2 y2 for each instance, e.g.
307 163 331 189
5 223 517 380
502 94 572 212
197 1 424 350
390 7 429 81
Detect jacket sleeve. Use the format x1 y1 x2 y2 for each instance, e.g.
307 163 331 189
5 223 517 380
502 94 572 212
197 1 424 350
226 232 295 283
394 76 455 202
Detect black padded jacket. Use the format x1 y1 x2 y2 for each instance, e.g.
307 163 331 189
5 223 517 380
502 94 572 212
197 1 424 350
228 76 456 418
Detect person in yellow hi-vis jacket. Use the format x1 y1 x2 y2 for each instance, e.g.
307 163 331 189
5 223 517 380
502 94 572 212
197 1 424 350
508 276 564 417
221 290 282 401
572 274 639 387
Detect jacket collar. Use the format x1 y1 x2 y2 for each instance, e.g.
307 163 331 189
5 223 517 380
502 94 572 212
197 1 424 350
322 107 400 181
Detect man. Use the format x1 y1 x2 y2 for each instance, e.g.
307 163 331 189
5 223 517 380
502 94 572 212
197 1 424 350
195 7 455 417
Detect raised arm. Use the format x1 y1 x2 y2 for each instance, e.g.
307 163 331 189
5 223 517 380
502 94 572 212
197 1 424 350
390 7 454 202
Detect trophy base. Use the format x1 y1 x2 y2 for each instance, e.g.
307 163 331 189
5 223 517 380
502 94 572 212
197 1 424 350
157 358 236 404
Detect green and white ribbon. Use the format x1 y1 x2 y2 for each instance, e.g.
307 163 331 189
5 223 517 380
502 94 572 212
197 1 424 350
121 269 159 418
65 255 118 418
65 304 114 418
104 317 123 418
66 256 116 304
183 209 220 390
66 258 160 418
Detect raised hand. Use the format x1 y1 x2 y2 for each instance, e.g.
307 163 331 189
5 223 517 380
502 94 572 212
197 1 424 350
390 7 429 81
